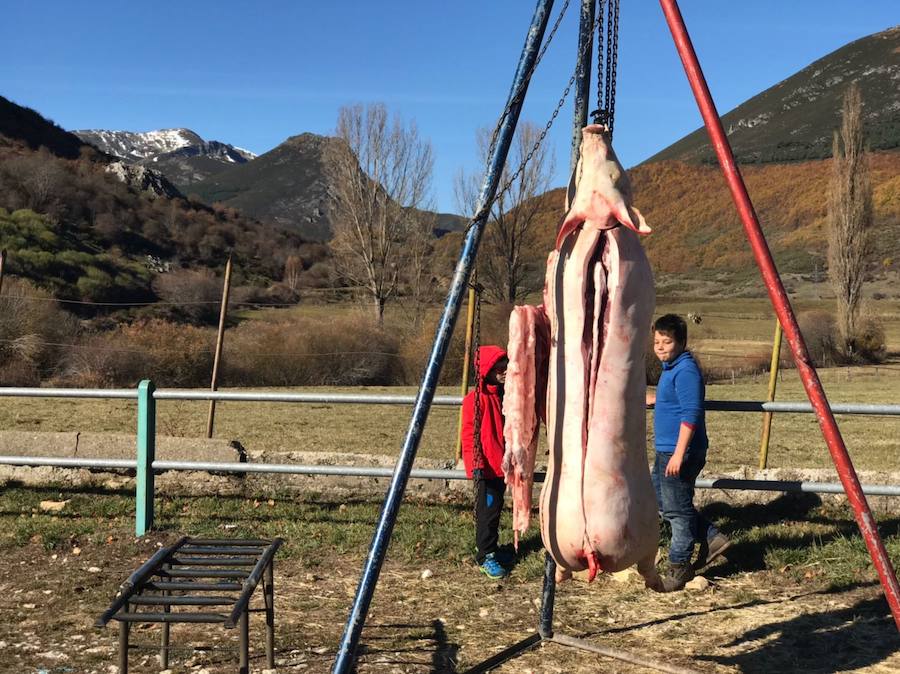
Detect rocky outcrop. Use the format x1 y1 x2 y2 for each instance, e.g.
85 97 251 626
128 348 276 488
76 128 256 188
105 161 183 199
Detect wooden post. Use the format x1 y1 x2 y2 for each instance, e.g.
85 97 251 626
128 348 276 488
758 319 783 469
206 254 233 439
0 249 7 298
454 286 477 462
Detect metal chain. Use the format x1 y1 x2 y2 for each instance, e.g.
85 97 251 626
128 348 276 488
593 0 619 138
471 277 484 472
595 0 605 116
607 0 619 138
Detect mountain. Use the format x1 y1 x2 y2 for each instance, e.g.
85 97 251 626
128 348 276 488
74 128 256 189
188 132 349 241
0 97 320 306
1 95 94 159
648 27 900 165
499 148 900 300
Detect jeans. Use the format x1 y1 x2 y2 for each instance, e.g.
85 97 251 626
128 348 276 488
473 472 506 564
652 450 719 564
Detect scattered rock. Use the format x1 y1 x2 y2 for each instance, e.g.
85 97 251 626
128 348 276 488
72 547 81 556
420 569 433 580
479 608 489 618
87 566 101 573
685 576 711 591
39 500 69 512
23 603 36 609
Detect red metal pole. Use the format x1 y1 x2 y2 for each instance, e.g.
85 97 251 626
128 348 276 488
659 0 900 630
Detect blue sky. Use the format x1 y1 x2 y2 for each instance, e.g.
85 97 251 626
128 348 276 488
2 1 896 212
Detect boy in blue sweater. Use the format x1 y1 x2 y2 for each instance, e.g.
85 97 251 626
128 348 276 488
647 314 731 591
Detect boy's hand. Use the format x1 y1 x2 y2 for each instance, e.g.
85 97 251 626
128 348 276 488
665 452 684 477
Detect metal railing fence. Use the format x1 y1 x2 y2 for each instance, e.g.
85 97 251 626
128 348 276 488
1 381 899 535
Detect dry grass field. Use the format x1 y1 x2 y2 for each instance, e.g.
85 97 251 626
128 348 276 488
1 363 897 473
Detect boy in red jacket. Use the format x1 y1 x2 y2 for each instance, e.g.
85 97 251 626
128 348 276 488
461 345 510 579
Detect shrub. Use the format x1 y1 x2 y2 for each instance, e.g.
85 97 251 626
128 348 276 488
152 268 224 325
60 319 214 387
853 315 886 363
797 310 839 367
0 277 79 385
224 315 401 386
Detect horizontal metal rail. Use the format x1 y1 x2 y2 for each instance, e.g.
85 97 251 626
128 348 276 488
4 455 899 496
0 387 137 399
155 390 463 405
1 387 898 415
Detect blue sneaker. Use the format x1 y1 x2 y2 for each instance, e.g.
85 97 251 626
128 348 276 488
479 552 508 579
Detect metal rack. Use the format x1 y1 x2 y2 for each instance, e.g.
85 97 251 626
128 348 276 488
96 536 282 673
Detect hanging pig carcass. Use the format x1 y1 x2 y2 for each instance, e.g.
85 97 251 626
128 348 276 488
503 124 661 589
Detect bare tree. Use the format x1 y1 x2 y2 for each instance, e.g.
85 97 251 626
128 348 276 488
455 122 555 302
331 103 434 325
827 83 873 357
283 254 302 292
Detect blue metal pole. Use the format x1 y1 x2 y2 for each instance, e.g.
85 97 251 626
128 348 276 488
541 0 596 641
135 379 156 536
331 2 557 671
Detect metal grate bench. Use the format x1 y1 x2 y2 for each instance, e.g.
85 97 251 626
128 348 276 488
96 536 283 673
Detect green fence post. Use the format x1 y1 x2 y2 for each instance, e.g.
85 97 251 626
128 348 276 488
136 380 156 536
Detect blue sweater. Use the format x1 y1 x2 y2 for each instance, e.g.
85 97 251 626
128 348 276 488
653 350 708 454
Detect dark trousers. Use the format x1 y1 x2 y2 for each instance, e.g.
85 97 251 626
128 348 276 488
473 473 505 564
651 451 719 564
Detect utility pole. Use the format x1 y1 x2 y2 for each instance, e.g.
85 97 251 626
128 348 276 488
0 249 7 298
206 254 234 439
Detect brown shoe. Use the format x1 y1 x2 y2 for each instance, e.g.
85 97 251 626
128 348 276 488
693 533 732 571
659 562 694 592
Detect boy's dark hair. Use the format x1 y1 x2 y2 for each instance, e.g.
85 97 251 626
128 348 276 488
654 314 688 345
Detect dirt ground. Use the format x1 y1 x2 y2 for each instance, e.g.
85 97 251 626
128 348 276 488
1 524 898 674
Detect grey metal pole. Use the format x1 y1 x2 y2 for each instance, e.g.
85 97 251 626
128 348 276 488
331 2 557 671
206 254 233 438
265 559 275 669
118 604 130 674
570 0 596 168
160 564 170 669
239 608 249 674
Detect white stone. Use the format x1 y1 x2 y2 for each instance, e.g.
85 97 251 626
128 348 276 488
685 576 711 591
420 569 433 580
39 500 69 512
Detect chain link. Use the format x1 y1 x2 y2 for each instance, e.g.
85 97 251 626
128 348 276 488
593 0 619 138
596 0 605 117
608 0 619 138
471 277 484 472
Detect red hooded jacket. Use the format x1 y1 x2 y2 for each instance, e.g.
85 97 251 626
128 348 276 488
461 345 507 479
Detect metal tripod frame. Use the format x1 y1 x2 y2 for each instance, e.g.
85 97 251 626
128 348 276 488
334 0 900 671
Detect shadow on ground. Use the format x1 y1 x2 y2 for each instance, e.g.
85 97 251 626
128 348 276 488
699 593 899 673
